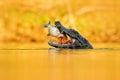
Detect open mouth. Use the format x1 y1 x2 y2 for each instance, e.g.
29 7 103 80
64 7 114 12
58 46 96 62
64 39 76 45
47 21 93 49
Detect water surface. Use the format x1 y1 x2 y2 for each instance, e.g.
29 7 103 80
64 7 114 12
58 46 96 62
0 43 120 80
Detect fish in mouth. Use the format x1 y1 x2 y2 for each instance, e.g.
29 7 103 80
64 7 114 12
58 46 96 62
45 21 93 49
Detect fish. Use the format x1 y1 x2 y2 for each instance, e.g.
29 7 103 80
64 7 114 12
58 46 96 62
44 21 67 44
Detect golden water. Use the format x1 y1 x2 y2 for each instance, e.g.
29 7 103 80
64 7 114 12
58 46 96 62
0 43 120 80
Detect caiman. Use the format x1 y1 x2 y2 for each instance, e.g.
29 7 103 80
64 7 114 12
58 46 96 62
45 21 93 49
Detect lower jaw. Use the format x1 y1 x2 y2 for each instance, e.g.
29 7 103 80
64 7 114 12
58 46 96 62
49 39 75 46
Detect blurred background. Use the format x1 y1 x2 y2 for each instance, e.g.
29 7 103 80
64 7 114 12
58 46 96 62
0 1 120 80
0 0 119 43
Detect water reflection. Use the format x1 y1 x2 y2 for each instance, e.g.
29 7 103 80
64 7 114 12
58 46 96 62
48 48 120 80
0 47 120 80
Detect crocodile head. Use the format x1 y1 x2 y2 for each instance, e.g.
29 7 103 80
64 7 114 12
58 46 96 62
48 21 93 49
